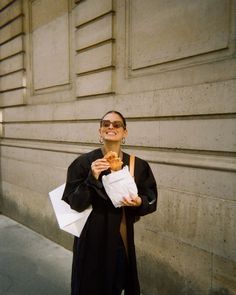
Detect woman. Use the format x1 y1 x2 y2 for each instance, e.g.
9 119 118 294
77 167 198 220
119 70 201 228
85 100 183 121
62 111 157 295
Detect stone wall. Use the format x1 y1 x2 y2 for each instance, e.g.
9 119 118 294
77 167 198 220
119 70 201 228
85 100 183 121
0 0 236 294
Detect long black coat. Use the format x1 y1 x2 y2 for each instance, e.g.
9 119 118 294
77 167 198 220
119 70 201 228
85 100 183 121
62 148 157 295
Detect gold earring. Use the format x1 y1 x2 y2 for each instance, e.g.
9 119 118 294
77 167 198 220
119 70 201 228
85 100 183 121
99 137 104 144
122 137 126 144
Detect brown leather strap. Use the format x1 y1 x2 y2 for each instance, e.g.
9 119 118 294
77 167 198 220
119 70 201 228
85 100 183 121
129 154 135 177
120 208 128 255
119 155 135 257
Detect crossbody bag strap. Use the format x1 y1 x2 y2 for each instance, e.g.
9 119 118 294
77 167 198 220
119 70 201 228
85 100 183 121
129 154 135 177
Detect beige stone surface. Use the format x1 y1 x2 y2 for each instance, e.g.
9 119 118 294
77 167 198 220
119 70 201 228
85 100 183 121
0 89 25 107
2 79 236 121
0 0 14 10
212 200 236 260
75 14 113 50
127 118 236 152
31 0 68 30
0 180 73 248
146 188 236 259
0 36 23 59
0 145 76 170
75 42 113 73
0 70 24 91
1 137 235 176
75 0 112 26
31 0 70 90
0 17 22 44
0 1 236 294
0 0 22 27
3 117 235 153
212 255 236 294
130 0 229 69
76 70 113 96
116 0 236 93
0 153 67 195
136 227 212 295
0 54 24 75
153 164 236 201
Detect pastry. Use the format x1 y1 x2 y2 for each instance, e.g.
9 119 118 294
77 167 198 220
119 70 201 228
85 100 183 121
104 151 123 171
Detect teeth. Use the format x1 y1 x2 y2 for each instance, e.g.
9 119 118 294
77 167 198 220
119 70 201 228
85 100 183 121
107 132 116 135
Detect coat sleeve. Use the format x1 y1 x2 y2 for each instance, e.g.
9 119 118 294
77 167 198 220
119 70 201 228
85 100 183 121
129 159 157 217
62 156 107 212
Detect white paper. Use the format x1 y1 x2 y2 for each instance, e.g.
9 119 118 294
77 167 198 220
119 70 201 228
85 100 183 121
102 166 138 208
49 183 92 237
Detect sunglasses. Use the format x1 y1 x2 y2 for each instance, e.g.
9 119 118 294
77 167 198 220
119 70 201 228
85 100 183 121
101 120 125 129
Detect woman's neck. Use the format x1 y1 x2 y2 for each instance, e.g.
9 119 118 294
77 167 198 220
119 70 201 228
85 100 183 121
102 143 122 158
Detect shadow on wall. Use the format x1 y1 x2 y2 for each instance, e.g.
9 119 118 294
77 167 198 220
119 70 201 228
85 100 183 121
0 110 2 213
138 253 231 295
209 288 230 295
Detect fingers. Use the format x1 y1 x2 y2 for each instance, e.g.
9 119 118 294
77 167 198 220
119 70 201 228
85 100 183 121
122 195 142 207
92 159 110 171
91 159 110 179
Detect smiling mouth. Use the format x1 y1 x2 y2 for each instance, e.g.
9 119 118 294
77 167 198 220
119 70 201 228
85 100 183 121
106 131 116 135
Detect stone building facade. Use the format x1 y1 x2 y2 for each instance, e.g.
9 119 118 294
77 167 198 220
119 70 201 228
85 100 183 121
0 0 236 294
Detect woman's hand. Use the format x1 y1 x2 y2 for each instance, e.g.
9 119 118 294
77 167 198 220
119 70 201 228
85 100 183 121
122 195 142 207
91 159 110 180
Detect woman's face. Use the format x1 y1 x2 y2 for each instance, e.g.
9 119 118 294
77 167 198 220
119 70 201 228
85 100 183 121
99 112 127 143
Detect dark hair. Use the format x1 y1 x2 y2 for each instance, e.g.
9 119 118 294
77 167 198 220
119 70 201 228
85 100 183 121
100 110 127 129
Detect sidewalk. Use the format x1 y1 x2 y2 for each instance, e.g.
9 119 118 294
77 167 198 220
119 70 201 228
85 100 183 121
0 215 72 295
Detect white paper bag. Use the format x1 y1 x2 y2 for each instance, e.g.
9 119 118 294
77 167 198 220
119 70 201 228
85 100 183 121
102 166 138 208
49 183 92 237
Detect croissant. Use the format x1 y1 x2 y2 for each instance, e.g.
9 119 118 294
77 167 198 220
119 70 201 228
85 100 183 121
104 151 123 171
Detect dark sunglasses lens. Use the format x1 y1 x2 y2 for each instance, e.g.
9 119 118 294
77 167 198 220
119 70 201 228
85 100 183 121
102 120 111 127
101 120 124 128
113 121 123 128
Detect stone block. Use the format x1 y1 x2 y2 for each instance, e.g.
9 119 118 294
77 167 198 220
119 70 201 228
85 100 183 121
127 118 235 152
76 70 113 96
2 96 114 122
114 79 236 117
0 0 22 27
0 0 13 10
75 0 112 26
31 0 70 90
0 70 24 91
75 42 113 73
129 0 229 70
0 53 24 75
31 0 68 30
3 121 98 143
212 200 236 260
135 229 212 295
75 14 113 50
145 188 236 259
153 163 236 201
1 156 67 194
3 79 235 121
0 17 22 44
3 117 236 153
211 255 236 295
0 36 23 59
1 145 76 172
0 89 25 107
